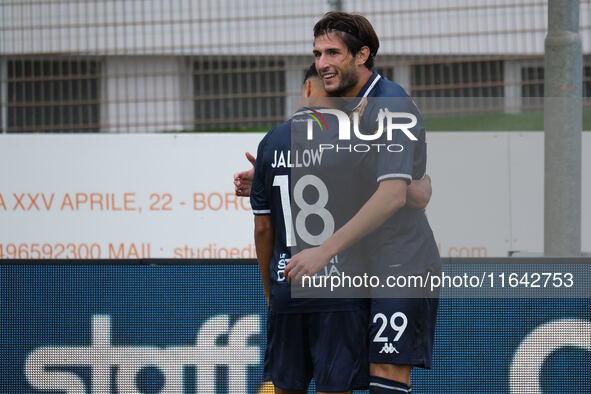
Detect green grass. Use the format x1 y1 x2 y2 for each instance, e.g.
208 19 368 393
176 110 591 133
173 126 271 133
424 110 591 131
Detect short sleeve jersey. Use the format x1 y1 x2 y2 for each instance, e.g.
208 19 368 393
354 72 440 275
250 111 372 313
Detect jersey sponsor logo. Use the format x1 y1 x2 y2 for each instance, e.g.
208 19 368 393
316 255 341 277
277 253 288 281
25 314 260 393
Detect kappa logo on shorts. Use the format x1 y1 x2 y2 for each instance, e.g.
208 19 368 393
379 342 400 354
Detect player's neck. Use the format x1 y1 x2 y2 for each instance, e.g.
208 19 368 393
345 67 374 97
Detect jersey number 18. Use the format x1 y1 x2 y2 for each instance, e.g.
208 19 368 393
273 174 334 247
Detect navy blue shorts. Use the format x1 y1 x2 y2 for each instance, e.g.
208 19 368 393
369 298 438 368
264 309 369 391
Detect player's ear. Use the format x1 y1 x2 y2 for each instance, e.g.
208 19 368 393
303 80 312 98
356 46 370 66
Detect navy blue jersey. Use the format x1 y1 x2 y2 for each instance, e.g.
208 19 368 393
250 109 372 312
353 72 426 182
355 72 440 278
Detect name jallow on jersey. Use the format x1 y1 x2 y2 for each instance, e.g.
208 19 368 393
271 149 323 168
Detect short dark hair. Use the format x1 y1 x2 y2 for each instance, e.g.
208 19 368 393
303 63 319 84
313 11 379 69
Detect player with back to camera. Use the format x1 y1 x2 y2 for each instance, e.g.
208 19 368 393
250 64 371 393
282 12 442 394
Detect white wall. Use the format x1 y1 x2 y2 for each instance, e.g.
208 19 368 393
0 131 589 259
2 0 589 55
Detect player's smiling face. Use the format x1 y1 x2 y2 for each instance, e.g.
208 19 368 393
313 32 359 97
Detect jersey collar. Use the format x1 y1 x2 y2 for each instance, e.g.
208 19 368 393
351 71 381 111
357 71 381 98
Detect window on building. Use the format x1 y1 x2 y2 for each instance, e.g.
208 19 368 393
410 60 504 115
522 62 590 110
374 66 395 82
520 65 544 111
193 57 286 130
6 59 101 133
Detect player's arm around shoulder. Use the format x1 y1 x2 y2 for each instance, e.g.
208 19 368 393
406 174 432 209
286 178 408 282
